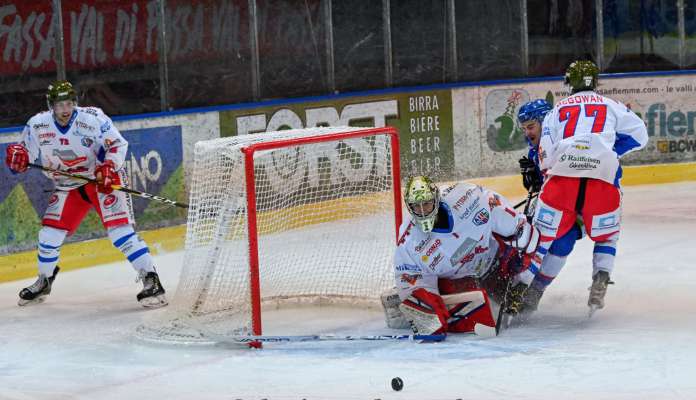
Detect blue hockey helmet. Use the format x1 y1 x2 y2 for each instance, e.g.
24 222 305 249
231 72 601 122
517 99 552 124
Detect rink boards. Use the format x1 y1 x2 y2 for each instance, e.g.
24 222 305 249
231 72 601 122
2 161 695 283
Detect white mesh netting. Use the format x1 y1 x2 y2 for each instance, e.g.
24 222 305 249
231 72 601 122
136 126 399 344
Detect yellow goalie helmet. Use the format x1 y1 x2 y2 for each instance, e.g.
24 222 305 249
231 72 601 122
404 176 440 233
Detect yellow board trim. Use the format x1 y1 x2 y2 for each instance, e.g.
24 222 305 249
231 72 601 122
2 161 695 283
1 225 185 283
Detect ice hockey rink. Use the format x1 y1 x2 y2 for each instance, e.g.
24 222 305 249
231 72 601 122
1 181 695 400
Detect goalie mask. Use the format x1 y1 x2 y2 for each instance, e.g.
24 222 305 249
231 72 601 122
405 176 440 233
564 60 599 94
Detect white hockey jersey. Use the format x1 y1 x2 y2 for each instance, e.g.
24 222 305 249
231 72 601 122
539 91 648 185
20 106 128 191
393 182 527 300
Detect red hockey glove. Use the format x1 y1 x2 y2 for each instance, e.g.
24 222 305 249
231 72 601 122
5 144 29 173
95 160 117 194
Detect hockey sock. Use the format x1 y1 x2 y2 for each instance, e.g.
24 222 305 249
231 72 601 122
533 253 567 289
516 239 552 285
592 233 618 276
37 226 67 276
108 225 156 274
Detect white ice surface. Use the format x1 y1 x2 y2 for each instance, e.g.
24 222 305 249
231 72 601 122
1 182 696 400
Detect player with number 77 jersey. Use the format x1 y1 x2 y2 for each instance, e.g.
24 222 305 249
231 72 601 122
532 60 648 314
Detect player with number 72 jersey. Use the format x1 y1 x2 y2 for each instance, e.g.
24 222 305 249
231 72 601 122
538 91 648 185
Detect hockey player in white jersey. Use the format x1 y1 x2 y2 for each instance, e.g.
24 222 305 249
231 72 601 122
383 176 541 337
528 60 648 314
4 80 167 308
515 99 583 315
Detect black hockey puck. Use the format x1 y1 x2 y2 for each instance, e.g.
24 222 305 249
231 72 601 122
391 377 403 391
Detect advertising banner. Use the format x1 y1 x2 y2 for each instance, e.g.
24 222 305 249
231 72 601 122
219 89 455 180
458 72 696 179
0 125 185 253
0 0 247 75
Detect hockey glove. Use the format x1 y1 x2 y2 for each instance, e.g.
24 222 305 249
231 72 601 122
95 160 117 194
508 221 541 272
5 144 29 173
519 156 542 193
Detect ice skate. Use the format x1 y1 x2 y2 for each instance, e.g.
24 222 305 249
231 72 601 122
18 266 60 306
588 271 613 317
504 282 529 316
137 271 168 308
521 284 545 314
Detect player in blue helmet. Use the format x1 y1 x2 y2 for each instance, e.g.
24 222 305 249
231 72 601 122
517 99 552 193
516 99 583 315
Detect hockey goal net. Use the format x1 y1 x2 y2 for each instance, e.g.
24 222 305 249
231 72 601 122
137 126 402 344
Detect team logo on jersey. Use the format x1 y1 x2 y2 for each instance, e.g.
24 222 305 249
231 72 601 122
537 207 556 225
450 237 477 267
81 137 94 147
103 194 118 208
452 188 476 211
459 199 480 220
472 209 489 226
75 120 95 131
441 184 456 196
396 264 421 272
427 254 443 270
52 149 87 167
414 235 433 252
488 194 502 208
400 273 422 286
100 121 111 133
425 239 441 256
455 245 489 267
48 194 59 206
397 222 415 246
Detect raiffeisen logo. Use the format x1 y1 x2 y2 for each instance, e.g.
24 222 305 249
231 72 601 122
634 103 696 137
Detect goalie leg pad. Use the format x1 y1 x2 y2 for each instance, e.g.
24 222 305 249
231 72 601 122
442 290 496 335
398 288 449 335
380 288 411 329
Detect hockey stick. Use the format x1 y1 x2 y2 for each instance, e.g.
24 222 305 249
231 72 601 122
28 162 188 208
222 333 447 344
495 189 536 335
513 192 538 210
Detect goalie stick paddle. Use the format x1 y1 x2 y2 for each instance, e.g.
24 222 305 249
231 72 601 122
221 333 447 344
28 163 188 208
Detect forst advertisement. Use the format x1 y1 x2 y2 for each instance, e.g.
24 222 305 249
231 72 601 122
219 89 455 181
